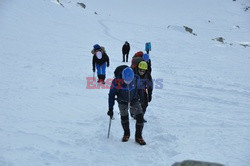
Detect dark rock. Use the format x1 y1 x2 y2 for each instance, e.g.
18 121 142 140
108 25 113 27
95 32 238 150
172 160 224 166
212 37 225 43
77 2 86 9
183 26 197 36
240 43 250 48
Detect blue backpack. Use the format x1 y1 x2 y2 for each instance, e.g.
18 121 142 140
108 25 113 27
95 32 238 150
145 42 151 51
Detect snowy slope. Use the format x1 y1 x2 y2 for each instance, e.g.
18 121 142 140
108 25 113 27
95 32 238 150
0 0 250 165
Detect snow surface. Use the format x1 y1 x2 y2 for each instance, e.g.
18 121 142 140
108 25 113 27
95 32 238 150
0 0 250 165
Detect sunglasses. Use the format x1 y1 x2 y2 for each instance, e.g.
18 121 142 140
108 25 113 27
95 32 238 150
138 69 146 73
95 49 102 52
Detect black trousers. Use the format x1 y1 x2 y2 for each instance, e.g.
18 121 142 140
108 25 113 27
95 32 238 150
122 52 129 62
141 92 149 114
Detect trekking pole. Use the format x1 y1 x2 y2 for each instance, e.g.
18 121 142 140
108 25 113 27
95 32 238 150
93 71 95 80
107 117 112 139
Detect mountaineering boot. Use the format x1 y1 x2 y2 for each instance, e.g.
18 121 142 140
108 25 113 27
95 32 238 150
135 137 146 145
122 135 130 142
98 75 105 84
121 115 130 142
102 75 106 84
97 75 104 84
97 75 101 83
135 114 146 145
135 126 146 145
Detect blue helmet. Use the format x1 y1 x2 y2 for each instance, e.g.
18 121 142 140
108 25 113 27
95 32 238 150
93 44 101 51
122 67 134 84
143 53 149 62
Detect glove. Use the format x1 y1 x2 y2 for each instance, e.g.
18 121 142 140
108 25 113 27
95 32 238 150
148 94 152 102
92 68 95 72
107 63 109 67
107 108 113 118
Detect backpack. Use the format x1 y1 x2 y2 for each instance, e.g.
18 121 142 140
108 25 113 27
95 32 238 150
145 42 151 51
114 65 128 79
134 51 143 57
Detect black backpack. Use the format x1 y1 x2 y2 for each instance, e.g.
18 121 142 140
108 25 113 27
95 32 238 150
114 65 128 79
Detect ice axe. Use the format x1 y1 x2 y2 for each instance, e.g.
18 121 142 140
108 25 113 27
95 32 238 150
107 117 112 139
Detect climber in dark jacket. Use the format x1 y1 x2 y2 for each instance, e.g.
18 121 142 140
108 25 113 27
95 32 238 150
92 44 110 84
134 61 153 123
122 41 130 62
107 66 146 145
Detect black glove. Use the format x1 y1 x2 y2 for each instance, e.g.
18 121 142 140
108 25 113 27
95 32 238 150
148 94 152 102
107 108 113 118
92 68 95 72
